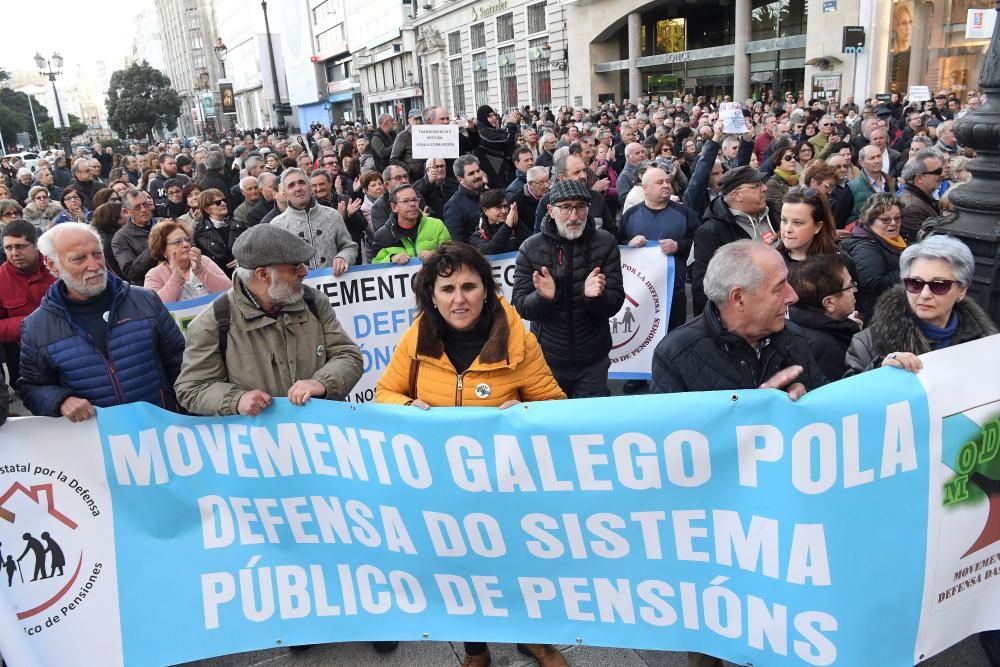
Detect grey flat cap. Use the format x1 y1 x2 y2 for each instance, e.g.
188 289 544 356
232 224 315 269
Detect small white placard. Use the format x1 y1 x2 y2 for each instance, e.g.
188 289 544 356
908 85 932 103
966 8 996 39
719 102 746 134
412 125 460 159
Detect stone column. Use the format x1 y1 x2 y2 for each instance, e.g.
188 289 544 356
908 0 933 89
628 12 642 102
734 0 751 102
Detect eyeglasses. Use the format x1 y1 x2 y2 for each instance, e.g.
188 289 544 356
903 278 957 295
553 203 589 214
165 236 194 247
1 211 18 219
922 168 944 176
488 204 511 211
782 154 797 162
209 199 227 207
133 201 155 210
827 281 858 296
874 215 902 225
2 242 32 253
820 123 832 127
394 198 420 206
63 195 81 202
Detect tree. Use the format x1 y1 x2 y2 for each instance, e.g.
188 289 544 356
106 61 181 141
0 89 51 148
39 114 88 148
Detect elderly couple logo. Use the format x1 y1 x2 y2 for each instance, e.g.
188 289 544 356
0 482 81 620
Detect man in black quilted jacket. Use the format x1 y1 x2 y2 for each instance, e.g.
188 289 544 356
512 179 625 398
651 240 827 398
651 240 826 667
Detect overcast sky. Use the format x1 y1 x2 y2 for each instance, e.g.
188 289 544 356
3 1 145 78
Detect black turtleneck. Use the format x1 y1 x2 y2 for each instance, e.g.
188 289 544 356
441 308 493 374
64 286 114 352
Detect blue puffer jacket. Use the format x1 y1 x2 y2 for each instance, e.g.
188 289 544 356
18 274 186 417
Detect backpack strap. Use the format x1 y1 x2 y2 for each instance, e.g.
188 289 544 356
302 287 321 321
213 294 231 364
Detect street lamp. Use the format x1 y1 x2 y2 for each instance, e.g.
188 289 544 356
34 52 72 160
261 0 288 133
214 38 228 79
926 2 1000 321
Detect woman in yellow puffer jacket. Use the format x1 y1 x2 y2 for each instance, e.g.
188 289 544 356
376 242 568 667
376 242 566 408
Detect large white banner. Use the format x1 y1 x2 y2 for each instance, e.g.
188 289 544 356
167 246 674 401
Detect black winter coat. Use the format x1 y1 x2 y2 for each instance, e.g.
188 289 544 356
787 305 861 381
443 185 482 243
193 218 240 277
651 302 828 394
512 214 625 369
469 216 532 255
413 176 458 221
197 170 235 209
840 225 902 323
690 195 756 315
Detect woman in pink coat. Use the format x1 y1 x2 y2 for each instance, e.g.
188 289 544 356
144 219 231 303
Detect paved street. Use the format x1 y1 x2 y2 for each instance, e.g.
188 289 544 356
181 636 990 667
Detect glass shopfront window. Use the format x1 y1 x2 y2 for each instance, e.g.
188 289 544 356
925 0 994 100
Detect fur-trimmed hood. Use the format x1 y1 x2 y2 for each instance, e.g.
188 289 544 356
415 297 512 367
868 286 997 355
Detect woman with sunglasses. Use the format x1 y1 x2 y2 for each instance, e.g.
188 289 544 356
22 186 63 233
764 141 800 223
788 254 863 380
144 219 232 303
845 235 995 374
840 193 907 322
193 188 240 277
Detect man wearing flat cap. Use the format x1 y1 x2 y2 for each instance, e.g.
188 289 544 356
174 223 363 417
512 179 624 398
689 165 777 315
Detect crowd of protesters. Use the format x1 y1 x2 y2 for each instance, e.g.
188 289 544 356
0 86 997 665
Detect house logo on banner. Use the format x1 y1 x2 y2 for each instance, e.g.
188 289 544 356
609 257 663 365
0 477 103 625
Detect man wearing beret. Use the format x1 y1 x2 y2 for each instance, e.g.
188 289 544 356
689 165 776 315
512 179 624 398
174 224 363 417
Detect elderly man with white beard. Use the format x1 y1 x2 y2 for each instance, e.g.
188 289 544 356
17 223 186 421
174 224 363 419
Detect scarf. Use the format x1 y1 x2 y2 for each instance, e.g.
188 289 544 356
874 230 907 251
917 311 959 349
773 168 799 186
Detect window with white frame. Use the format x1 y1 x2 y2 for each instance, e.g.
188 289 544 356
470 23 486 50
496 12 514 42
498 45 517 110
528 37 551 106
526 3 546 35
449 58 466 117
472 52 489 109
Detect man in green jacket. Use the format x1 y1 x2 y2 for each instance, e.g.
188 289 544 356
174 224 363 416
371 184 451 264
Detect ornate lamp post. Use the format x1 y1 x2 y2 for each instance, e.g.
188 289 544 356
34 52 72 160
933 2 1000 321
214 38 228 79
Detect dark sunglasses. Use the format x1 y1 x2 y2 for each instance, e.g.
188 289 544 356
903 278 957 295
209 199 227 207
922 167 944 176
782 154 797 162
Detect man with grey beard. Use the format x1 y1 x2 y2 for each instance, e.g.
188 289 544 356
175 224 364 419
17 223 185 421
512 179 624 397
